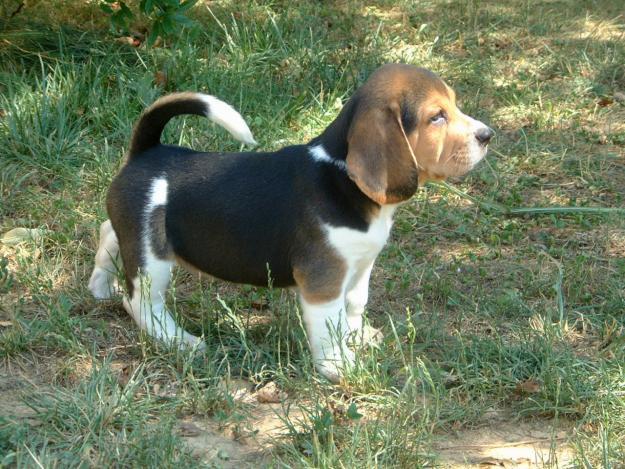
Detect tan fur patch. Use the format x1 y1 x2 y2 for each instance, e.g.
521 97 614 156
293 245 347 305
408 81 480 182
174 255 213 279
149 206 171 259
106 189 142 296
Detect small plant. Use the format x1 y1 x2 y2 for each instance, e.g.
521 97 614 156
100 0 197 44
0 256 12 294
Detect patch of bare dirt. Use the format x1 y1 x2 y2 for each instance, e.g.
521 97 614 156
180 419 265 468
177 379 304 467
434 418 575 468
0 372 36 420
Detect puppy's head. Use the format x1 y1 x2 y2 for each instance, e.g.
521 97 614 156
340 64 493 205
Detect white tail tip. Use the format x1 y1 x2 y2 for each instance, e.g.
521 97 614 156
199 94 257 146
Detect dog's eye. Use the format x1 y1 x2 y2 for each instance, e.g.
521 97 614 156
430 111 446 125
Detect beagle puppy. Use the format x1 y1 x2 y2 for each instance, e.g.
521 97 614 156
89 64 493 382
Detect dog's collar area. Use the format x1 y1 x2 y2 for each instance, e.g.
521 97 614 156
308 144 347 171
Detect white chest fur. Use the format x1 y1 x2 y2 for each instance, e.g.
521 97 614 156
324 204 397 270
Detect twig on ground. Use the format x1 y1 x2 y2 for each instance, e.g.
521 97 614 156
435 181 625 217
8 2 24 19
437 436 567 450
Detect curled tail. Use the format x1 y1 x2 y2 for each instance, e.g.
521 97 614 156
128 92 257 158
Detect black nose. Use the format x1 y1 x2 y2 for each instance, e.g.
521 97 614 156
475 127 495 146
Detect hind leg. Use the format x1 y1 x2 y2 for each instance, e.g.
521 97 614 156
123 253 204 349
89 220 121 299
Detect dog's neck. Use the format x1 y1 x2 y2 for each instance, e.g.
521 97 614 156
310 95 360 161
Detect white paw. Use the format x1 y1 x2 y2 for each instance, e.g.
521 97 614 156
182 333 206 351
88 268 120 300
149 323 205 352
312 346 355 383
142 327 206 353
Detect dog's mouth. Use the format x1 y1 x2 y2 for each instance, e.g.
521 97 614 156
439 147 485 177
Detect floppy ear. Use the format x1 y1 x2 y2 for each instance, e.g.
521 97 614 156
346 102 419 205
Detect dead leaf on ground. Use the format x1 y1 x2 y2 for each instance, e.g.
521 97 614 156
178 421 203 437
514 378 541 396
255 382 287 403
152 382 179 398
0 321 12 327
113 362 137 388
477 456 507 466
115 36 141 47
477 456 532 467
1 228 47 246
154 71 167 87
251 298 268 310
597 97 614 107
115 36 134 46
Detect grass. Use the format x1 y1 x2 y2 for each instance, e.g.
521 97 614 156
1 0 624 466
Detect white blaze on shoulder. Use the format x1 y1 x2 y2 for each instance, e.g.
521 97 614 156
309 144 347 170
199 94 257 146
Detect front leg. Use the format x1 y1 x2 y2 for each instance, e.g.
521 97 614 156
345 260 383 346
345 260 374 332
299 295 354 383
